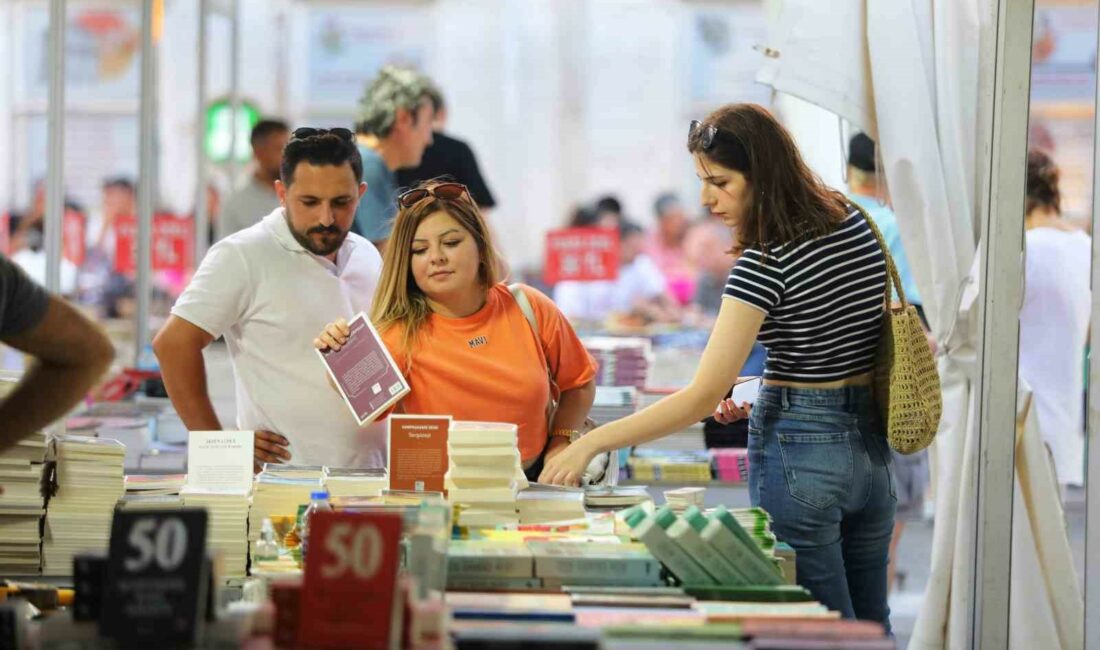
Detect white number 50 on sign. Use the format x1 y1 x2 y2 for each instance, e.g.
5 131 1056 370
320 521 383 580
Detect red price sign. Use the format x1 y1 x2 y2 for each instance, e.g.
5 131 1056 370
298 511 403 649
544 227 619 284
114 214 194 274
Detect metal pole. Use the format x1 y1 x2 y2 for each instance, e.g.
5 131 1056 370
194 0 209 261
970 0 1035 647
1084 8 1100 645
44 0 66 292
136 0 156 363
227 0 241 190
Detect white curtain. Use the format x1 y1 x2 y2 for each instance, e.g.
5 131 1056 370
756 1 1084 647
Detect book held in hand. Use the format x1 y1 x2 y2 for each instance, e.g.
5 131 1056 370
316 312 410 426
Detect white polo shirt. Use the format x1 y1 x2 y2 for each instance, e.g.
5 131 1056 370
171 208 385 468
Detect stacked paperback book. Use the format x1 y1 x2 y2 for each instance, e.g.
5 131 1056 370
584 337 652 388
248 465 324 557
323 467 388 498
712 448 750 482
628 450 713 482
180 489 249 578
584 485 652 509
42 435 125 575
516 485 585 524
665 487 706 513
118 473 185 511
589 386 637 425
445 422 524 528
0 426 48 575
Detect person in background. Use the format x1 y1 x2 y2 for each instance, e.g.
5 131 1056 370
217 119 290 240
396 85 496 211
153 128 384 471
553 220 679 325
846 132 930 593
683 216 735 318
0 252 114 457
352 66 437 252
594 195 625 229
647 192 696 305
314 180 596 479
541 104 895 630
7 181 84 295
1018 149 1090 493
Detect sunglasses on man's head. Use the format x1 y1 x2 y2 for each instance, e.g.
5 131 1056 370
397 182 471 208
290 127 354 142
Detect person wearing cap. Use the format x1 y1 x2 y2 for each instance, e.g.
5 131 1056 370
846 133 923 318
352 67 437 252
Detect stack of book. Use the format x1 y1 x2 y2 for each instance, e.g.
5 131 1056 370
711 448 750 482
181 488 250 578
664 487 706 513
248 465 324 557
516 485 585 524
323 467 388 498
445 422 522 528
42 436 125 576
584 337 652 388
584 485 652 509
589 386 637 425
732 507 778 557
0 377 48 575
446 540 537 591
627 450 712 482
119 473 185 511
528 541 664 589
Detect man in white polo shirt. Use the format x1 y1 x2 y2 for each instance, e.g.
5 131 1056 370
153 127 384 470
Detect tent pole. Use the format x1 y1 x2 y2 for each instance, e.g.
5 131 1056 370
1084 5 1100 645
44 0 66 293
135 0 156 364
970 0 1035 647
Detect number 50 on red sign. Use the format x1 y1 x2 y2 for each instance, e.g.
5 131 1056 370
298 511 403 650
544 227 620 284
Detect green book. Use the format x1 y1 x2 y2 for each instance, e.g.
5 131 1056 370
681 584 814 602
527 541 662 582
447 540 534 578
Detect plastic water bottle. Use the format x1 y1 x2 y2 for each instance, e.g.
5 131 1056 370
300 490 333 566
255 517 279 562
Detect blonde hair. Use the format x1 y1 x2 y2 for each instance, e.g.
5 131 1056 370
370 180 502 369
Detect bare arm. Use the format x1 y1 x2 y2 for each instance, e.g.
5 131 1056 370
544 379 596 461
0 297 115 452
152 315 221 432
540 298 764 485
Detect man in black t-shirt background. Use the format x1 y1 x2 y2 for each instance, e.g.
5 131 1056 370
0 254 114 459
396 86 497 211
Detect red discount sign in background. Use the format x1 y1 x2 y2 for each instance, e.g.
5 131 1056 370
543 227 620 285
114 213 194 274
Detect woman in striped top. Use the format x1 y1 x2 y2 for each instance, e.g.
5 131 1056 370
541 104 894 629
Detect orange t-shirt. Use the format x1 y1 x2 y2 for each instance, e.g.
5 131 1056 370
381 283 597 462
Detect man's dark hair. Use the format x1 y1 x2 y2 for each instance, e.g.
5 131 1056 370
102 176 135 193
425 85 445 114
251 119 290 149
596 195 622 215
619 220 644 239
280 132 363 187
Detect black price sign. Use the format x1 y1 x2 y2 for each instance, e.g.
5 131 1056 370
101 508 209 648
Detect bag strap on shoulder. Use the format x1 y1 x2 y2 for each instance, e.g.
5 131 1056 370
850 203 908 310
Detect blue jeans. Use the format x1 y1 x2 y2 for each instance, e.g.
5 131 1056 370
747 385 896 630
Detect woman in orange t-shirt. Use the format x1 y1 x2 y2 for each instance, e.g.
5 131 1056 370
315 180 596 475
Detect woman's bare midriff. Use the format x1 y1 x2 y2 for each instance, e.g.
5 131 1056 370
762 370 873 390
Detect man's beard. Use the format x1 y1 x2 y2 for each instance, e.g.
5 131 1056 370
285 209 348 257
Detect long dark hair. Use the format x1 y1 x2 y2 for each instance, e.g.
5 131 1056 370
1026 149 1060 216
688 104 849 251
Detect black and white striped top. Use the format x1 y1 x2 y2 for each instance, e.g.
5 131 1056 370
724 207 887 382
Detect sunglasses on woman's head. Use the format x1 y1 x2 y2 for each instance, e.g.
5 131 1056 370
290 127 354 142
397 182 471 208
689 120 719 150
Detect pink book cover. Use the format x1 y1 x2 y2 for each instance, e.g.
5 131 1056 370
316 312 410 426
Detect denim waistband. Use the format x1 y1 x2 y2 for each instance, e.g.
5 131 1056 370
754 384 875 411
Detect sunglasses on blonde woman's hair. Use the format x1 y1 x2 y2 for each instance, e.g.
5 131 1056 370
397 182 471 208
